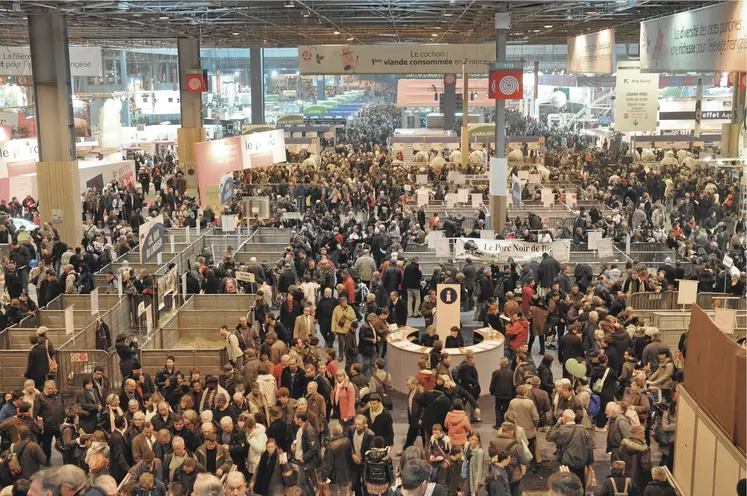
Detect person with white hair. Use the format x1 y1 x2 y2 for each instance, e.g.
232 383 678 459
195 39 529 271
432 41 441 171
605 402 632 458
547 409 594 493
193 473 225 496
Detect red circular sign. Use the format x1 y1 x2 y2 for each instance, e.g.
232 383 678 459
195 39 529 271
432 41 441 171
624 113 629 118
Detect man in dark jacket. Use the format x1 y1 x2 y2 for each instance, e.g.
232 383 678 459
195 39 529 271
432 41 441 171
322 421 354 494
573 263 594 292
11 425 46 480
558 326 585 378
109 416 132 484
347 415 374 496
537 252 561 291
402 259 422 318
475 269 494 322
278 264 296 295
39 271 64 309
219 417 247 475
462 257 478 310
280 357 308 399
362 394 394 447
382 261 402 294
35 380 65 463
294 413 321 496
316 287 337 347
387 291 407 327
489 357 515 427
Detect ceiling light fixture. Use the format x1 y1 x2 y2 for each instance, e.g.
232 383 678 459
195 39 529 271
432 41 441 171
333 30 340 34
232 32 240 36
544 25 553 28
443 11 453 17
158 15 168 20
284 0 294 7
302 10 310 17
431 33 438 37
347 37 354 41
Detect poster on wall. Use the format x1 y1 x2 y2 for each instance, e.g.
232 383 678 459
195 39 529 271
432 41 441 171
614 61 659 132
86 174 105 192
567 29 615 74
489 157 507 196
241 129 286 169
299 44 495 75
640 1 747 72
139 215 165 264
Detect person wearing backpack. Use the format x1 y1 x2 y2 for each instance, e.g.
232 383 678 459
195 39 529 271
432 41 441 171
596 460 639 496
547 409 595 493
615 425 652 493
7 425 46 480
368 358 393 410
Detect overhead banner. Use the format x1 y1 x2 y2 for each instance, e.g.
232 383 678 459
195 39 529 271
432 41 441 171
139 215 165 264
299 44 494 74
219 173 234 205
454 238 571 264
0 46 102 76
614 61 659 132
640 1 747 73
241 129 286 168
567 29 615 74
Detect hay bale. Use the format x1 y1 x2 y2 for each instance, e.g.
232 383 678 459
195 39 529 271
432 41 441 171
508 149 524 162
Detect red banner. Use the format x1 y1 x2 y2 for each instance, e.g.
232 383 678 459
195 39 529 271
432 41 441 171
488 69 523 100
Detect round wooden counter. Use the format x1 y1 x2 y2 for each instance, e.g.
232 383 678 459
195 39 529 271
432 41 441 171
386 326 505 395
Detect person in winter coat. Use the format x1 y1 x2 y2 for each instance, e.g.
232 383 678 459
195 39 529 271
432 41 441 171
362 435 394 496
25 335 51 391
321 421 353 494
505 312 529 361
537 252 561 290
249 438 288 496
596 460 639 496
507 385 540 471
465 432 485 496
528 296 548 355
455 351 482 422
363 394 394 447
616 425 652 493
547 409 594 493
649 351 675 401
444 400 471 447
642 467 677 496
485 451 512 496
36 379 65 462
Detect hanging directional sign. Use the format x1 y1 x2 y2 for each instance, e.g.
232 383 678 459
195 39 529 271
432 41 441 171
614 60 659 132
488 69 523 100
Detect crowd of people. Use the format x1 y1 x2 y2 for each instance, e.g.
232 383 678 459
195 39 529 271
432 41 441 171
0 102 743 496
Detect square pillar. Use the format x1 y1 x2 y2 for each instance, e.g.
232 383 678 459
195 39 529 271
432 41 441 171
177 37 203 129
29 14 81 245
250 47 265 124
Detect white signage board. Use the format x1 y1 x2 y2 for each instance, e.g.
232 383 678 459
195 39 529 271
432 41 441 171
614 61 659 132
597 238 614 259
640 1 747 73
435 238 450 258
677 279 699 305
567 29 616 74
528 173 541 184
454 238 571 264
416 188 430 207
299 43 496 74
241 129 286 168
65 305 75 335
221 215 236 232
0 46 103 76
551 240 571 263
90 288 99 316
471 193 483 208
427 229 444 249
446 193 458 207
480 230 494 240
181 273 188 300
416 174 428 185
541 188 554 207
587 231 603 250
458 188 469 204
145 305 153 333
713 308 737 334
489 157 508 196
0 112 19 127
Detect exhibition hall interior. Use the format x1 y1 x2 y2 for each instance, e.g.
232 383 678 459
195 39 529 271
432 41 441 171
0 1 745 496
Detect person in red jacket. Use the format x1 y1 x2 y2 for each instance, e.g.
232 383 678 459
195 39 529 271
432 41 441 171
505 311 529 362
521 279 536 314
342 270 356 305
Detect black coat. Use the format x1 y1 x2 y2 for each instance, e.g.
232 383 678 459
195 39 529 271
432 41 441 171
489 367 515 400
267 418 289 454
402 263 422 290
253 449 284 496
116 343 139 378
109 430 131 483
280 367 308 399
364 408 394 446
25 342 50 383
455 361 480 399
383 266 403 293
77 389 100 434
558 332 585 364
537 256 561 289
415 390 450 435
321 435 354 485
388 297 407 327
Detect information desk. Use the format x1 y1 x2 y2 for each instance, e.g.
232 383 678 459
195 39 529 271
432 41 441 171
386 326 505 396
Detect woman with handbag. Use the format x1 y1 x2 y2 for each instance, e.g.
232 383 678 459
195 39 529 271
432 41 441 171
331 370 357 431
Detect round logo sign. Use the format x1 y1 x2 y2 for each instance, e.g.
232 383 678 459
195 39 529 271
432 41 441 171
187 76 203 91
444 74 456 85
439 287 458 305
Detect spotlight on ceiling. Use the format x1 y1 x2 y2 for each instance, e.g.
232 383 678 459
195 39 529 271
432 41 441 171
333 30 340 34
443 11 453 17
347 37 354 41
544 25 553 28
232 32 240 36
158 15 168 20
302 10 310 17
284 0 294 7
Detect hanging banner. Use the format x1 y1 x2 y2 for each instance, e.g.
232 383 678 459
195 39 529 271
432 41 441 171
551 240 571 263
65 305 75 335
614 61 659 132
241 129 287 168
454 238 571 264
90 288 99 316
597 238 614 259
640 1 747 73
0 46 102 76
299 43 495 74
139 215 165 264
567 29 615 74
219 173 234 205
511 174 522 207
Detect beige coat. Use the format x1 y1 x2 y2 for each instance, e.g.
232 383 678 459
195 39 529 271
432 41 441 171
507 396 540 439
